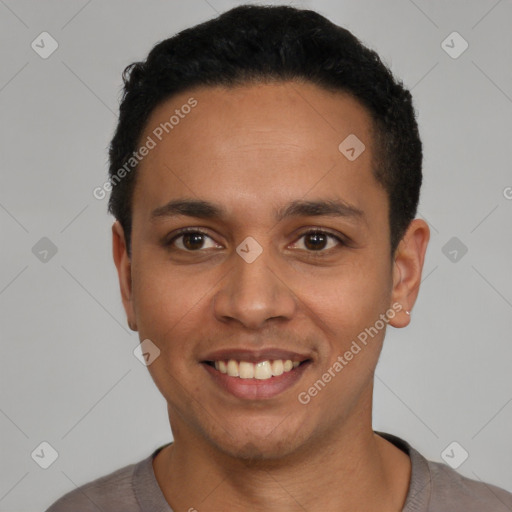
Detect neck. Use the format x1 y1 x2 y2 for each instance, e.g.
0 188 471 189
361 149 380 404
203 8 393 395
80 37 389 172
153 407 411 511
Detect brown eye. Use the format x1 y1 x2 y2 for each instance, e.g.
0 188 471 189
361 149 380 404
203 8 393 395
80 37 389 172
167 229 220 251
181 232 207 250
304 232 329 250
292 230 344 253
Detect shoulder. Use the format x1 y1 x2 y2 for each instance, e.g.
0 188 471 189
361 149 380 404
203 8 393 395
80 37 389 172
427 459 512 511
45 458 142 512
375 431 512 512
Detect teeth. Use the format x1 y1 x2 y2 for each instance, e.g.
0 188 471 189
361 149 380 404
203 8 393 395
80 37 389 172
211 359 302 380
254 361 272 380
271 359 284 376
227 359 239 377
239 361 254 379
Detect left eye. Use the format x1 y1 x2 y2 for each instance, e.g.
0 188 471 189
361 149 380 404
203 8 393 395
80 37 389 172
291 230 343 252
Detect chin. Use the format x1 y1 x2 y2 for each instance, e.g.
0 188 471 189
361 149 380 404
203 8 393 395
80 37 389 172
210 425 309 462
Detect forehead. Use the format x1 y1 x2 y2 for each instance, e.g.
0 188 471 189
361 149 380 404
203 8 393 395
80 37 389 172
132 81 385 224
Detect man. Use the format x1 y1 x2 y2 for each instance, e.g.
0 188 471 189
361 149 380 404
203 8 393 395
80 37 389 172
47 4 512 511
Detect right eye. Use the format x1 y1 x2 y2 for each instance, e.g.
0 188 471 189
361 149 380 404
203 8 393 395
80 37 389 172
165 228 222 252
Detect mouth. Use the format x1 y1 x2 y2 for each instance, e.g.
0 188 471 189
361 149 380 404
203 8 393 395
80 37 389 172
201 357 313 400
203 358 310 379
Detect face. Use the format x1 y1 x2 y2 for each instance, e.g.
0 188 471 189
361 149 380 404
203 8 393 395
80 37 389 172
113 81 427 460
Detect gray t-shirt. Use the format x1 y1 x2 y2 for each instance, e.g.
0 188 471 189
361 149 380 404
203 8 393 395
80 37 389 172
45 431 512 511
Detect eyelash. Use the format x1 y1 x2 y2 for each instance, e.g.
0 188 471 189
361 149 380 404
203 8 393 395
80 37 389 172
165 227 346 254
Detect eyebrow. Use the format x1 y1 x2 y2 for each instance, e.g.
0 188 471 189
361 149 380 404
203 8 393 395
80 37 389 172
150 198 365 224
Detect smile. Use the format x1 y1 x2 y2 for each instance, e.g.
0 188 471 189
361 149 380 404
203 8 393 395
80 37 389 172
206 359 301 380
202 358 312 400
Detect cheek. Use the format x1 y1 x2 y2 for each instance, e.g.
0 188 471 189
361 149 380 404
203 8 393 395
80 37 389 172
131 263 205 399
131 258 206 350
295 256 392 377
297 255 391 321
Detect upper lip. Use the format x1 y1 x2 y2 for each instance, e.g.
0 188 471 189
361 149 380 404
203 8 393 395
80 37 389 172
201 348 312 363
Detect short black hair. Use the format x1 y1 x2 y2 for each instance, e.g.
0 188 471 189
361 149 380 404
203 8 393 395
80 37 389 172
108 4 422 256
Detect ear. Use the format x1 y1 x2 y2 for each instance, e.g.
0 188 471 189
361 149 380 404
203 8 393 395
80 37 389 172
112 221 137 331
389 219 430 328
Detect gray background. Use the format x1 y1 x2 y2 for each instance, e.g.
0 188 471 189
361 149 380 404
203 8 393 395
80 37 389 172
0 0 511 510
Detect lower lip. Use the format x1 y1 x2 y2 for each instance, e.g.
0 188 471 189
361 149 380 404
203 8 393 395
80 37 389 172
202 361 311 400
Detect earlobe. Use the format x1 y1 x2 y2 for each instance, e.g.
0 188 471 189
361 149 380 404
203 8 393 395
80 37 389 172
388 219 430 328
112 221 138 331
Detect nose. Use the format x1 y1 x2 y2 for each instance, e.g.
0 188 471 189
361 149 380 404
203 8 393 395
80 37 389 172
212 243 297 330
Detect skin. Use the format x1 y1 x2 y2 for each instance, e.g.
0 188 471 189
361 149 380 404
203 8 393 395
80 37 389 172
112 80 430 511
